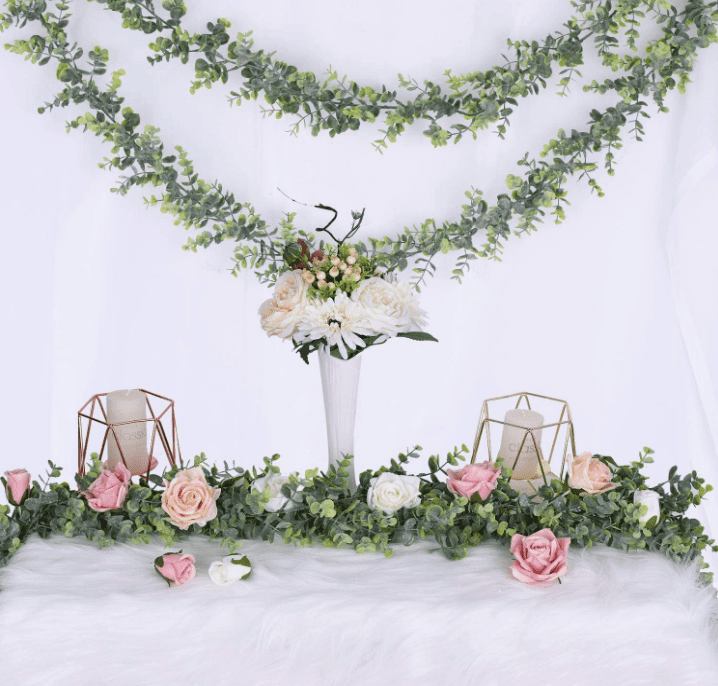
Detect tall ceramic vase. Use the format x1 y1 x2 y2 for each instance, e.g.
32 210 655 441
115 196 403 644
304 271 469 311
318 345 362 490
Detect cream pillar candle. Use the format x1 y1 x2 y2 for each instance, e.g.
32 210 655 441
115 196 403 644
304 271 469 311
497 409 544 480
106 389 148 475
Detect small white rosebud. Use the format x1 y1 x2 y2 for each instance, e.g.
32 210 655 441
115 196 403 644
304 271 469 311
317 279 327 288
337 261 346 270
303 271 315 284
352 273 361 281
633 490 661 524
329 266 340 278
349 247 358 257
316 271 326 280
330 256 340 266
346 255 356 265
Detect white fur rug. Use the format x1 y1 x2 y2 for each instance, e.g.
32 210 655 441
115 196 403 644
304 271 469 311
1 536 718 686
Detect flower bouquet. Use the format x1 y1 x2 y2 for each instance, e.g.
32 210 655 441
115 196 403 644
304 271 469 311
259 239 436 362
258 239 437 487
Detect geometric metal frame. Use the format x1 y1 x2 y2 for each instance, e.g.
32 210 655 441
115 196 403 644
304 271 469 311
77 389 181 479
470 392 577 490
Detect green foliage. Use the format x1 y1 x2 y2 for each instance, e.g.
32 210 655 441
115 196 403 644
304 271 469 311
0 447 715 585
1 1 717 285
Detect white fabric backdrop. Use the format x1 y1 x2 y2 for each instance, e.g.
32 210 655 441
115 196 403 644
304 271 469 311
1 1 717 541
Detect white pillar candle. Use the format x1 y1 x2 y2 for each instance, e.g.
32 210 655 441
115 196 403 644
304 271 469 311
106 389 148 475
497 409 544 480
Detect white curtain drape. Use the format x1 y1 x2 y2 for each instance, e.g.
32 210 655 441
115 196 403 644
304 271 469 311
1 1 717 543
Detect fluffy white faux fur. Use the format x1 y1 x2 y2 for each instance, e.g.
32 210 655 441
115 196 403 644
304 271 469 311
1 535 717 686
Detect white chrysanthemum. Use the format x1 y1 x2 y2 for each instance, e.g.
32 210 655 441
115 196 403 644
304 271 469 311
294 292 376 359
350 277 410 336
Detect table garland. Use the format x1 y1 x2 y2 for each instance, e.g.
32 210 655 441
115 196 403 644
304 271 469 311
2 1 717 287
1 447 716 586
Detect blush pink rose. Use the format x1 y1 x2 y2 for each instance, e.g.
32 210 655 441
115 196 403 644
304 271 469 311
154 552 196 587
4 469 31 505
82 462 132 512
161 467 220 530
510 528 570 584
567 452 616 495
446 461 501 501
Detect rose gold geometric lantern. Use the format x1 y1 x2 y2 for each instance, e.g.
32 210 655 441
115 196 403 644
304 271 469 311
470 392 576 495
78 390 181 479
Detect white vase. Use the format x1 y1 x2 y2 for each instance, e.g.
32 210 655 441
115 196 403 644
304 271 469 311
318 345 362 490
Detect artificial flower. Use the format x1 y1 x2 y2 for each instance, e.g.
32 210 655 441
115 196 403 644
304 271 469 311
510 528 570 584
567 452 616 495
4 469 31 506
446 461 501 500
367 472 421 515
252 472 301 512
258 270 309 339
208 555 252 586
293 291 376 359
154 552 196 587
82 462 132 512
350 277 411 336
634 490 661 524
161 467 220 530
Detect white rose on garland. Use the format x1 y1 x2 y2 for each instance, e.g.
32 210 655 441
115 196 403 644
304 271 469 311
367 472 421 516
634 490 661 524
258 270 309 339
208 555 252 586
253 472 302 512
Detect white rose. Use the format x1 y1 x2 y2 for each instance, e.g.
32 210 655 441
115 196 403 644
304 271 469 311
351 277 411 336
208 555 252 586
367 472 421 515
253 472 301 512
633 490 661 524
258 271 308 339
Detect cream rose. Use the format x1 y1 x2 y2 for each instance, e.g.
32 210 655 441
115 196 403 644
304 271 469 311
208 555 252 586
351 277 411 335
252 472 301 512
634 490 661 524
258 270 308 339
394 281 428 331
161 467 220 530
367 472 421 515
567 452 616 495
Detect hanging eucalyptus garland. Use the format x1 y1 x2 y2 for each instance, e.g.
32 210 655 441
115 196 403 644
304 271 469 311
1 0 717 287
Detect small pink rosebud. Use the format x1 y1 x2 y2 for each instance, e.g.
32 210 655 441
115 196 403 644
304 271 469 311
343 267 353 276
352 273 361 281
4 469 31 506
330 256 340 266
302 270 315 284
349 247 358 257
337 261 346 270
317 279 327 288
329 266 340 278
154 552 196 587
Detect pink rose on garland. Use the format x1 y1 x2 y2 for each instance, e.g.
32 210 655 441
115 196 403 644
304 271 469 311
154 552 196 587
567 452 616 495
162 467 220 530
4 469 31 506
83 462 132 512
510 528 570 584
446 461 501 501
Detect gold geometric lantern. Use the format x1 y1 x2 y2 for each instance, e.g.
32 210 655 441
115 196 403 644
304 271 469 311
471 392 577 495
77 390 181 479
